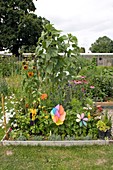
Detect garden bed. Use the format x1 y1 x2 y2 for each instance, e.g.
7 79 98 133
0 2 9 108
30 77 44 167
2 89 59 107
1 24 113 148
1 102 113 144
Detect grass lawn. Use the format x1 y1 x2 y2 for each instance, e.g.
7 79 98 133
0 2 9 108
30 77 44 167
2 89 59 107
0 145 113 170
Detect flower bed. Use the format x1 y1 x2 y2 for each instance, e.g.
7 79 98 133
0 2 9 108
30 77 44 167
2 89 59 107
1 24 113 142
1 99 112 142
1 61 113 141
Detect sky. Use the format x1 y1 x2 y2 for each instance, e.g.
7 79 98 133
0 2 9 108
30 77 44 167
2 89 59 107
34 0 113 52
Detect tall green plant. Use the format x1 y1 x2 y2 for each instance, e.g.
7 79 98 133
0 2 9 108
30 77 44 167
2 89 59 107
35 23 80 105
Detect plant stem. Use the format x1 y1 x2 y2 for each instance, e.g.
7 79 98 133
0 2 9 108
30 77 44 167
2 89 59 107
1 94 8 139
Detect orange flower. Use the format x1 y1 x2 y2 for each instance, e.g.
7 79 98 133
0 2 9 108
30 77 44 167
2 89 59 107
23 65 28 70
28 72 34 77
40 93 48 100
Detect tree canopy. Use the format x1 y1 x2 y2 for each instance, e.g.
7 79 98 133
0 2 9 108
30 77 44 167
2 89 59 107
89 36 113 53
0 0 48 56
79 47 85 53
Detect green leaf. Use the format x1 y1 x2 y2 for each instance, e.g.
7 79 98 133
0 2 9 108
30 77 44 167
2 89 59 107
46 63 53 74
46 53 51 61
59 35 68 41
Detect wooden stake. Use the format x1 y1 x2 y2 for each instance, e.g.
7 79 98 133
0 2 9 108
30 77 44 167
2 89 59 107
1 94 8 139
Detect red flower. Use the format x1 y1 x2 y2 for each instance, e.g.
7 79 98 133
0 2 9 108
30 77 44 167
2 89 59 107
97 105 103 112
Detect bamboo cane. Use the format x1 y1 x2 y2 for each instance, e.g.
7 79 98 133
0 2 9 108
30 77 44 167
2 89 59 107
1 94 8 139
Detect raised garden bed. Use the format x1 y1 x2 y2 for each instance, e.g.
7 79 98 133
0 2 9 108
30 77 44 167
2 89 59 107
1 129 113 146
1 101 113 146
1 130 112 146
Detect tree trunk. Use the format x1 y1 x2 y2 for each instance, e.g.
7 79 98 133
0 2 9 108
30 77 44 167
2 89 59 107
11 44 20 58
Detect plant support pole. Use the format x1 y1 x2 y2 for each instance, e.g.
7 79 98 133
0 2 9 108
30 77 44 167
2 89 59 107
1 94 7 139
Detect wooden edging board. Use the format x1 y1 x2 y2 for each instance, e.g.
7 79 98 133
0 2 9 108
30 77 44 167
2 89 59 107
96 102 113 106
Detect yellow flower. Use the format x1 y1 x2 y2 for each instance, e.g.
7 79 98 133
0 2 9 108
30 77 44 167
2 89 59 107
87 112 91 119
30 109 37 121
42 106 46 109
45 115 49 119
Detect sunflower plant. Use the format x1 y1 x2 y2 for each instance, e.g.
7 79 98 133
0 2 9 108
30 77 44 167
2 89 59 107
35 23 80 106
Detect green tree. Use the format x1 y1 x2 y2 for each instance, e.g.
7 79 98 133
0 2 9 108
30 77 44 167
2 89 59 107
0 0 48 56
79 47 85 53
89 36 113 53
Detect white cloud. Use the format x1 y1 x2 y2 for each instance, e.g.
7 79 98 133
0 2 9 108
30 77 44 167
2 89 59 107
34 0 113 52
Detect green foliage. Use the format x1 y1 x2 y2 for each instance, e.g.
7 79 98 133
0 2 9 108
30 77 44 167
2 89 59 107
7 94 99 140
36 23 79 79
0 0 49 55
48 134 62 141
79 47 85 53
0 56 21 77
0 78 9 96
30 135 43 141
17 133 27 141
96 120 110 133
76 57 97 75
22 60 41 107
70 98 83 112
97 111 112 132
35 23 80 105
89 36 113 53
79 66 113 101
2 23 113 141
101 111 112 128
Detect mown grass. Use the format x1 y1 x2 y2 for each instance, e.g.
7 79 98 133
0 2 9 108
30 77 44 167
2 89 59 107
0 145 113 170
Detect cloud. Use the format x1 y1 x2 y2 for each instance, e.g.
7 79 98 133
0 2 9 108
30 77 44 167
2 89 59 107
34 0 113 52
